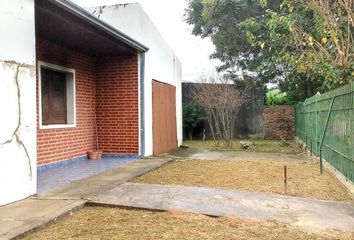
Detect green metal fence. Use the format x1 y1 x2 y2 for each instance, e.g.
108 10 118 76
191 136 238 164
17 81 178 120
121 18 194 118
294 81 354 182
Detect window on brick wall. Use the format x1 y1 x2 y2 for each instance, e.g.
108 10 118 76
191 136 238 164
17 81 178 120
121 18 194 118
39 62 76 129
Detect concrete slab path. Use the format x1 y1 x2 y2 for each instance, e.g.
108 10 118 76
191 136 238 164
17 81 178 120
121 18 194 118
90 182 354 232
0 199 85 240
189 150 313 162
0 157 173 240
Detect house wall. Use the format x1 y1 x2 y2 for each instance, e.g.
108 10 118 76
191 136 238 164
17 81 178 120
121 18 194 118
36 38 97 165
36 39 140 165
96 56 139 154
0 0 37 206
89 3 183 156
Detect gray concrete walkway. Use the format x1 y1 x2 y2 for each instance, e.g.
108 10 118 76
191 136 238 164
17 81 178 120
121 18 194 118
90 182 354 232
189 150 313 162
0 199 85 240
0 157 172 240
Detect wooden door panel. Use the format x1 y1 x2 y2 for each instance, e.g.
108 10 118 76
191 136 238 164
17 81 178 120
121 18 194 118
152 80 177 155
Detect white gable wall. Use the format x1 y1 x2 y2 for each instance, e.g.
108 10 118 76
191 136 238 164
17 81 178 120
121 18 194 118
90 4 183 156
0 0 37 206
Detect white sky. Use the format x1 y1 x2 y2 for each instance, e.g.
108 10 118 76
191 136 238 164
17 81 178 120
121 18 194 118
71 0 220 82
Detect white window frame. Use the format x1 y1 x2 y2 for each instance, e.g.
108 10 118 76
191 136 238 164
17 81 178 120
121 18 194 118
38 61 76 129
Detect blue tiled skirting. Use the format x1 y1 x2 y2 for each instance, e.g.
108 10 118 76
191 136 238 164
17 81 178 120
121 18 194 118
103 154 140 159
37 156 88 173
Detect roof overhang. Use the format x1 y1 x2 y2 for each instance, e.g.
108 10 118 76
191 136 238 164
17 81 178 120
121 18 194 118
35 0 148 57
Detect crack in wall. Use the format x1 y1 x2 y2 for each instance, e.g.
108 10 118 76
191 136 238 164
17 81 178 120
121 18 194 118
3 60 33 68
0 63 33 179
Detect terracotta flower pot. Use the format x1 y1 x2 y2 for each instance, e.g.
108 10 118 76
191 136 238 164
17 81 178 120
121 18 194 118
87 151 99 160
96 150 103 159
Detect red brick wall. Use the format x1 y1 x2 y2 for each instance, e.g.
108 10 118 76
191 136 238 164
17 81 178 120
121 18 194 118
36 39 139 165
263 105 294 140
96 57 139 154
36 39 96 165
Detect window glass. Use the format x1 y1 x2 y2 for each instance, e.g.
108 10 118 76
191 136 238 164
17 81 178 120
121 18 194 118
41 68 67 125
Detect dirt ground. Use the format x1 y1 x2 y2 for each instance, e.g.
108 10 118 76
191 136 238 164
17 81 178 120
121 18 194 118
25 207 354 240
25 142 353 239
133 159 353 202
183 139 302 153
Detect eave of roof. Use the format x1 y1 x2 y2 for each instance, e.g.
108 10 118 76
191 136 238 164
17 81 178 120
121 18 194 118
48 0 149 52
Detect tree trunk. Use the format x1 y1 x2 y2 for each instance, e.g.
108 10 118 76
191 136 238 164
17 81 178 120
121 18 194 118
188 129 193 140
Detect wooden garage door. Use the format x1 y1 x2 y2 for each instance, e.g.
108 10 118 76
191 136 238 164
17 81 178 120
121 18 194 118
152 80 177 155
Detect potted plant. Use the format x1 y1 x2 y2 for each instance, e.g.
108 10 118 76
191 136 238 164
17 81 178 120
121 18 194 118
87 150 98 160
88 123 103 160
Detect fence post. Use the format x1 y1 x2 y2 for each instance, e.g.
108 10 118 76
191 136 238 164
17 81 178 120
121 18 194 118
319 97 335 174
315 92 320 155
304 101 307 150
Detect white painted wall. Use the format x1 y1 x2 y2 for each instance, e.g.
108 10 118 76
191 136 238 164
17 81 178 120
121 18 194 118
0 0 37 206
89 3 183 156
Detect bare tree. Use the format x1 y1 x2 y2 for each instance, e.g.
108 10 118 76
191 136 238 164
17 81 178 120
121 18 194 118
194 74 247 149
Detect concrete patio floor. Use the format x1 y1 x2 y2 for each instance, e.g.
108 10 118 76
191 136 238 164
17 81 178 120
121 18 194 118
38 157 138 194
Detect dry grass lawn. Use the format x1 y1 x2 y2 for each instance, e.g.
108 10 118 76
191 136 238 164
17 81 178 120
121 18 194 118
184 139 301 153
133 160 353 202
25 207 354 240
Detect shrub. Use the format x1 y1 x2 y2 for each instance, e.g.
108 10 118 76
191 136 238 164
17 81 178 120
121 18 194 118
183 101 205 140
266 89 288 105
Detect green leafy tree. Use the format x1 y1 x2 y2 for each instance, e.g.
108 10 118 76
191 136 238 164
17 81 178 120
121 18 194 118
183 101 205 140
185 0 353 101
185 0 284 85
